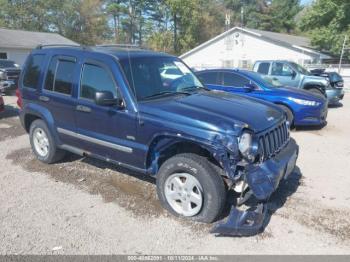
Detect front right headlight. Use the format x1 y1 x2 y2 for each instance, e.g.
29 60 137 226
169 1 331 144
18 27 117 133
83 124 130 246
288 97 321 106
238 131 259 162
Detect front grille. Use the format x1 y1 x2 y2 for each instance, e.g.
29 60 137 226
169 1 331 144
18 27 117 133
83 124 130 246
258 121 290 161
6 70 20 80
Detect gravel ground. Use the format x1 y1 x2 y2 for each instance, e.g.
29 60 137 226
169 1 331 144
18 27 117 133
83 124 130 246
0 94 350 255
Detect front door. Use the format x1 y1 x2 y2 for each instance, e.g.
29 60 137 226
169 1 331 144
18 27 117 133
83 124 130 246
74 56 137 166
271 62 300 87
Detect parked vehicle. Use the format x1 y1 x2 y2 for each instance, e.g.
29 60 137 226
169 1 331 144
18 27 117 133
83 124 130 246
18 45 299 236
0 93 4 113
253 60 344 105
196 69 328 127
310 69 345 89
0 59 21 95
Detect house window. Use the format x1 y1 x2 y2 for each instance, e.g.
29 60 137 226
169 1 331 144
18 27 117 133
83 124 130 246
0 53 7 59
222 60 234 68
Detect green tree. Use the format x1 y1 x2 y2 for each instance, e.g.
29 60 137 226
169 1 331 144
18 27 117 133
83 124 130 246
299 0 350 56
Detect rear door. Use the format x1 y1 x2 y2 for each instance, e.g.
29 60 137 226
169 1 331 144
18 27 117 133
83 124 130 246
41 55 80 146
74 55 137 166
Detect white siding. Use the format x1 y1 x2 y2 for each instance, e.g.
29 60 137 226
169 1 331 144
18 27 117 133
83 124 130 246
182 31 316 70
0 48 31 66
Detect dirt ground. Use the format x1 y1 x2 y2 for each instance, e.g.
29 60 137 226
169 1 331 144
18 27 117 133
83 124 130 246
1 94 350 255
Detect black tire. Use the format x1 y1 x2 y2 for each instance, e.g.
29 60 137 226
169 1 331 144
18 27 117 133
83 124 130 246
29 119 65 164
278 104 294 125
156 153 226 223
308 87 324 97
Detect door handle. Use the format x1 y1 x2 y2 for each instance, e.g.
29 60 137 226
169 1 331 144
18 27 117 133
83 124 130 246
39 96 50 102
76 105 92 113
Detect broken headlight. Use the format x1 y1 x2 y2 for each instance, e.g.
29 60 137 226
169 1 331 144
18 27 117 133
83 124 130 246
238 131 259 162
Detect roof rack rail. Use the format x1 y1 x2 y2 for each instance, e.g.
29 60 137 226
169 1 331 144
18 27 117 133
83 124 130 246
36 44 90 50
96 44 144 49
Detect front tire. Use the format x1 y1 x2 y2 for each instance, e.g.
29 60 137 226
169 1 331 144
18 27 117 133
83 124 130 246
29 119 65 164
308 87 325 98
156 153 226 223
278 104 294 126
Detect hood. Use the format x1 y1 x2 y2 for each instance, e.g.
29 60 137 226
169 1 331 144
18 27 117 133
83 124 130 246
304 75 329 86
269 86 326 102
139 91 284 134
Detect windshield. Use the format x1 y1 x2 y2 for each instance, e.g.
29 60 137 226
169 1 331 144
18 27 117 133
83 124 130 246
0 60 17 68
119 57 204 101
290 62 310 75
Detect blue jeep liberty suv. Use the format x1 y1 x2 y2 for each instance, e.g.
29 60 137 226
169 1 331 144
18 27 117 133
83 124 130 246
18 45 299 236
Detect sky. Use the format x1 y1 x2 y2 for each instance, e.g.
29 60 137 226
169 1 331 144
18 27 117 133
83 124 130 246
301 0 313 5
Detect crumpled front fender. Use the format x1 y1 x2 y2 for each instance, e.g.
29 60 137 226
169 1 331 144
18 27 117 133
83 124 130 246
245 138 299 201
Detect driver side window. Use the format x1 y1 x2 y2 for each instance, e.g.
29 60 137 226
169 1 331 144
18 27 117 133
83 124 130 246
272 63 294 77
80 63 118 101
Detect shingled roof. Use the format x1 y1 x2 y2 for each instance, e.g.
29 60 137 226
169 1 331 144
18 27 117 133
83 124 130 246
0 28 78 49
248 28 311 48
181 27 320 59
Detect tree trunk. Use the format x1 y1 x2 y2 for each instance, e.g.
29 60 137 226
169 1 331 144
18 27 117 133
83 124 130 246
173 13 177 53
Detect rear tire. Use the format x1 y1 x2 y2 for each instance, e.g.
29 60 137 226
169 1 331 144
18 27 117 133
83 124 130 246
278 104 294 126
29 119 65 164
156 153 226 223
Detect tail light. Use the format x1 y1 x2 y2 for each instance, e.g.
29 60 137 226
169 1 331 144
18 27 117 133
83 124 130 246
16 88 22 109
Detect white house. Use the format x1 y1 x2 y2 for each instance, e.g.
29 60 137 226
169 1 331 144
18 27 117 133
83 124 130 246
0 28 77 66
180 27 332 70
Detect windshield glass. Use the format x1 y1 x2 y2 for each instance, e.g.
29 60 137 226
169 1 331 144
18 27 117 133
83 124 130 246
0 60 17 68
290 62 310 75
119 57 204 101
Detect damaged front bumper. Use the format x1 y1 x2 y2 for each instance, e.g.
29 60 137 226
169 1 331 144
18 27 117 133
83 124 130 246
211 138 299 237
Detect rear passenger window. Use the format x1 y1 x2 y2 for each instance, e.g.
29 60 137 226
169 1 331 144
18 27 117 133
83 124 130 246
257 63 270 75
44 56 76 95
80 64 117 100
222 73 249 87
197 72 219 85
23 54 45 89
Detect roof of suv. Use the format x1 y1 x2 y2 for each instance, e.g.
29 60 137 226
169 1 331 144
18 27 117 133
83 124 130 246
34 45 174 60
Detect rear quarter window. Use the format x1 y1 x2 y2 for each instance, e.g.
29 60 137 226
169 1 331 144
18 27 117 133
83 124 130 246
257 63 270 75
23 54 45 89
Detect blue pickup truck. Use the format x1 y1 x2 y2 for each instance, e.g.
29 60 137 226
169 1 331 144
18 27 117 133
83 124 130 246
17 45 298 236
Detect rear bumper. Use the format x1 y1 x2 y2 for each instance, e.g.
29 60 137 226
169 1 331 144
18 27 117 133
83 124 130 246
326 88 344 105
245 138 299 201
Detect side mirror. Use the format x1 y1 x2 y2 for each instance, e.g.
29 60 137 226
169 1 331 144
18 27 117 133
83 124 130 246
95 91 123 108
243 83 255 92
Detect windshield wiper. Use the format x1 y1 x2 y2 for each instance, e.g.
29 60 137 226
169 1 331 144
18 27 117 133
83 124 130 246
143 91 192 100
180 86 211 92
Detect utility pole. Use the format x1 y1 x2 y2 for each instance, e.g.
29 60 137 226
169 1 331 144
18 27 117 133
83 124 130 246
338 35 348 74
240 6 244 27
